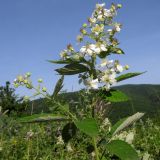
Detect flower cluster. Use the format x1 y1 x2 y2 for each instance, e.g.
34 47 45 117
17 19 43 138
57 3 128 91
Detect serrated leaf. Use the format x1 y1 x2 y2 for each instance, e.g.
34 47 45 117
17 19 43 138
116 72 145 82
106 140 139 160
52 76 64 99
18 114 68 123
111 112 144 136
56 63 89 75
75 118 98 137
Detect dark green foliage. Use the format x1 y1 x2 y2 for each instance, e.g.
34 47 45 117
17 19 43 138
0 81 27 115
55 63 89 75
52 76 64 99
62 122 77 143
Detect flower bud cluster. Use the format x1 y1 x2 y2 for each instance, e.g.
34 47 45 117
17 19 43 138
13 72 33 89
13 73 48 100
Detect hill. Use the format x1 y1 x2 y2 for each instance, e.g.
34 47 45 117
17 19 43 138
27 84 160 123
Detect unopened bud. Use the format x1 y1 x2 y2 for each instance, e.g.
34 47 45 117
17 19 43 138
117 4 122 9
124 65 129 70
42 87 47 92
67 44 74 51
82 23 87 28
80 29 87 35
26 72 31 77
38 79 43 83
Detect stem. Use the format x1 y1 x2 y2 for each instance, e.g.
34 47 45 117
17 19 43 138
33 87 78 121
93 137 99 160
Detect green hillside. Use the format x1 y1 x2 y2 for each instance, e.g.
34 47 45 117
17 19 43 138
27 84 160 123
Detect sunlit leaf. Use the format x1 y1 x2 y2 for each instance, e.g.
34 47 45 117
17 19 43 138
99 89 129 102
75 118 98 137
111 112 144 136
18 113 68 123
106 140 139 160
116 72 146 82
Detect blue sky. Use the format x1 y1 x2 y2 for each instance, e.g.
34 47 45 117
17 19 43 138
0 0 160 96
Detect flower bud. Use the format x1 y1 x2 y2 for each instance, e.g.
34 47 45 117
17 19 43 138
38 78 43 83
17 75 24 82
124 65 129 70
24 96 30 102
82 23 87 28
117 4 122 9
42 87 47 92
76 35 83 42
26 72 31 77
67 44 74 51
24 79 28 84
14 83 19 88
80 29 87 35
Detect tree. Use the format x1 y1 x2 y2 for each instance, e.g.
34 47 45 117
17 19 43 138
0 81 27 115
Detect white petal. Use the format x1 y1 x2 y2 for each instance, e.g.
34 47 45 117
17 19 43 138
117 65 123 72
100 45 107 51
80 46 86 53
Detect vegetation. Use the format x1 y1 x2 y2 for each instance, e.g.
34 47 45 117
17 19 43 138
0 2 159 160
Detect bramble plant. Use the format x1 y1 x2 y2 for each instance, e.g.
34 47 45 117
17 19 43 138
14 3 145 160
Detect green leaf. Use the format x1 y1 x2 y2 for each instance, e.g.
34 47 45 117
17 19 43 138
18 113 68 123
55 63 89 75
98 51 109 58
110 117 127 136
116 72 146 82
99 89 129 102
75 118 98 137
98 47 124 58
111 112 144 136
62 122 77 143
52 76 64 99
48 59 72 64
106 140 139 160
112 48 125 54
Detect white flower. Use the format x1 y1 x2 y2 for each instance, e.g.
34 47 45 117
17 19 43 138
60 50 68 58
96 3 105 9
116 64 123 72
115 24 121 32
56 136 64 145
88 78 99 89
142 152 150 160
91 24 104 35
66 143 73 152
97 14 104 21
93 43 107 54
100 59 113 67
104 9 112 17
80 44 96 56
105 83 111 91
107 29 113 32
88 17 96 24
126 132 134 144
101 71 116 90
